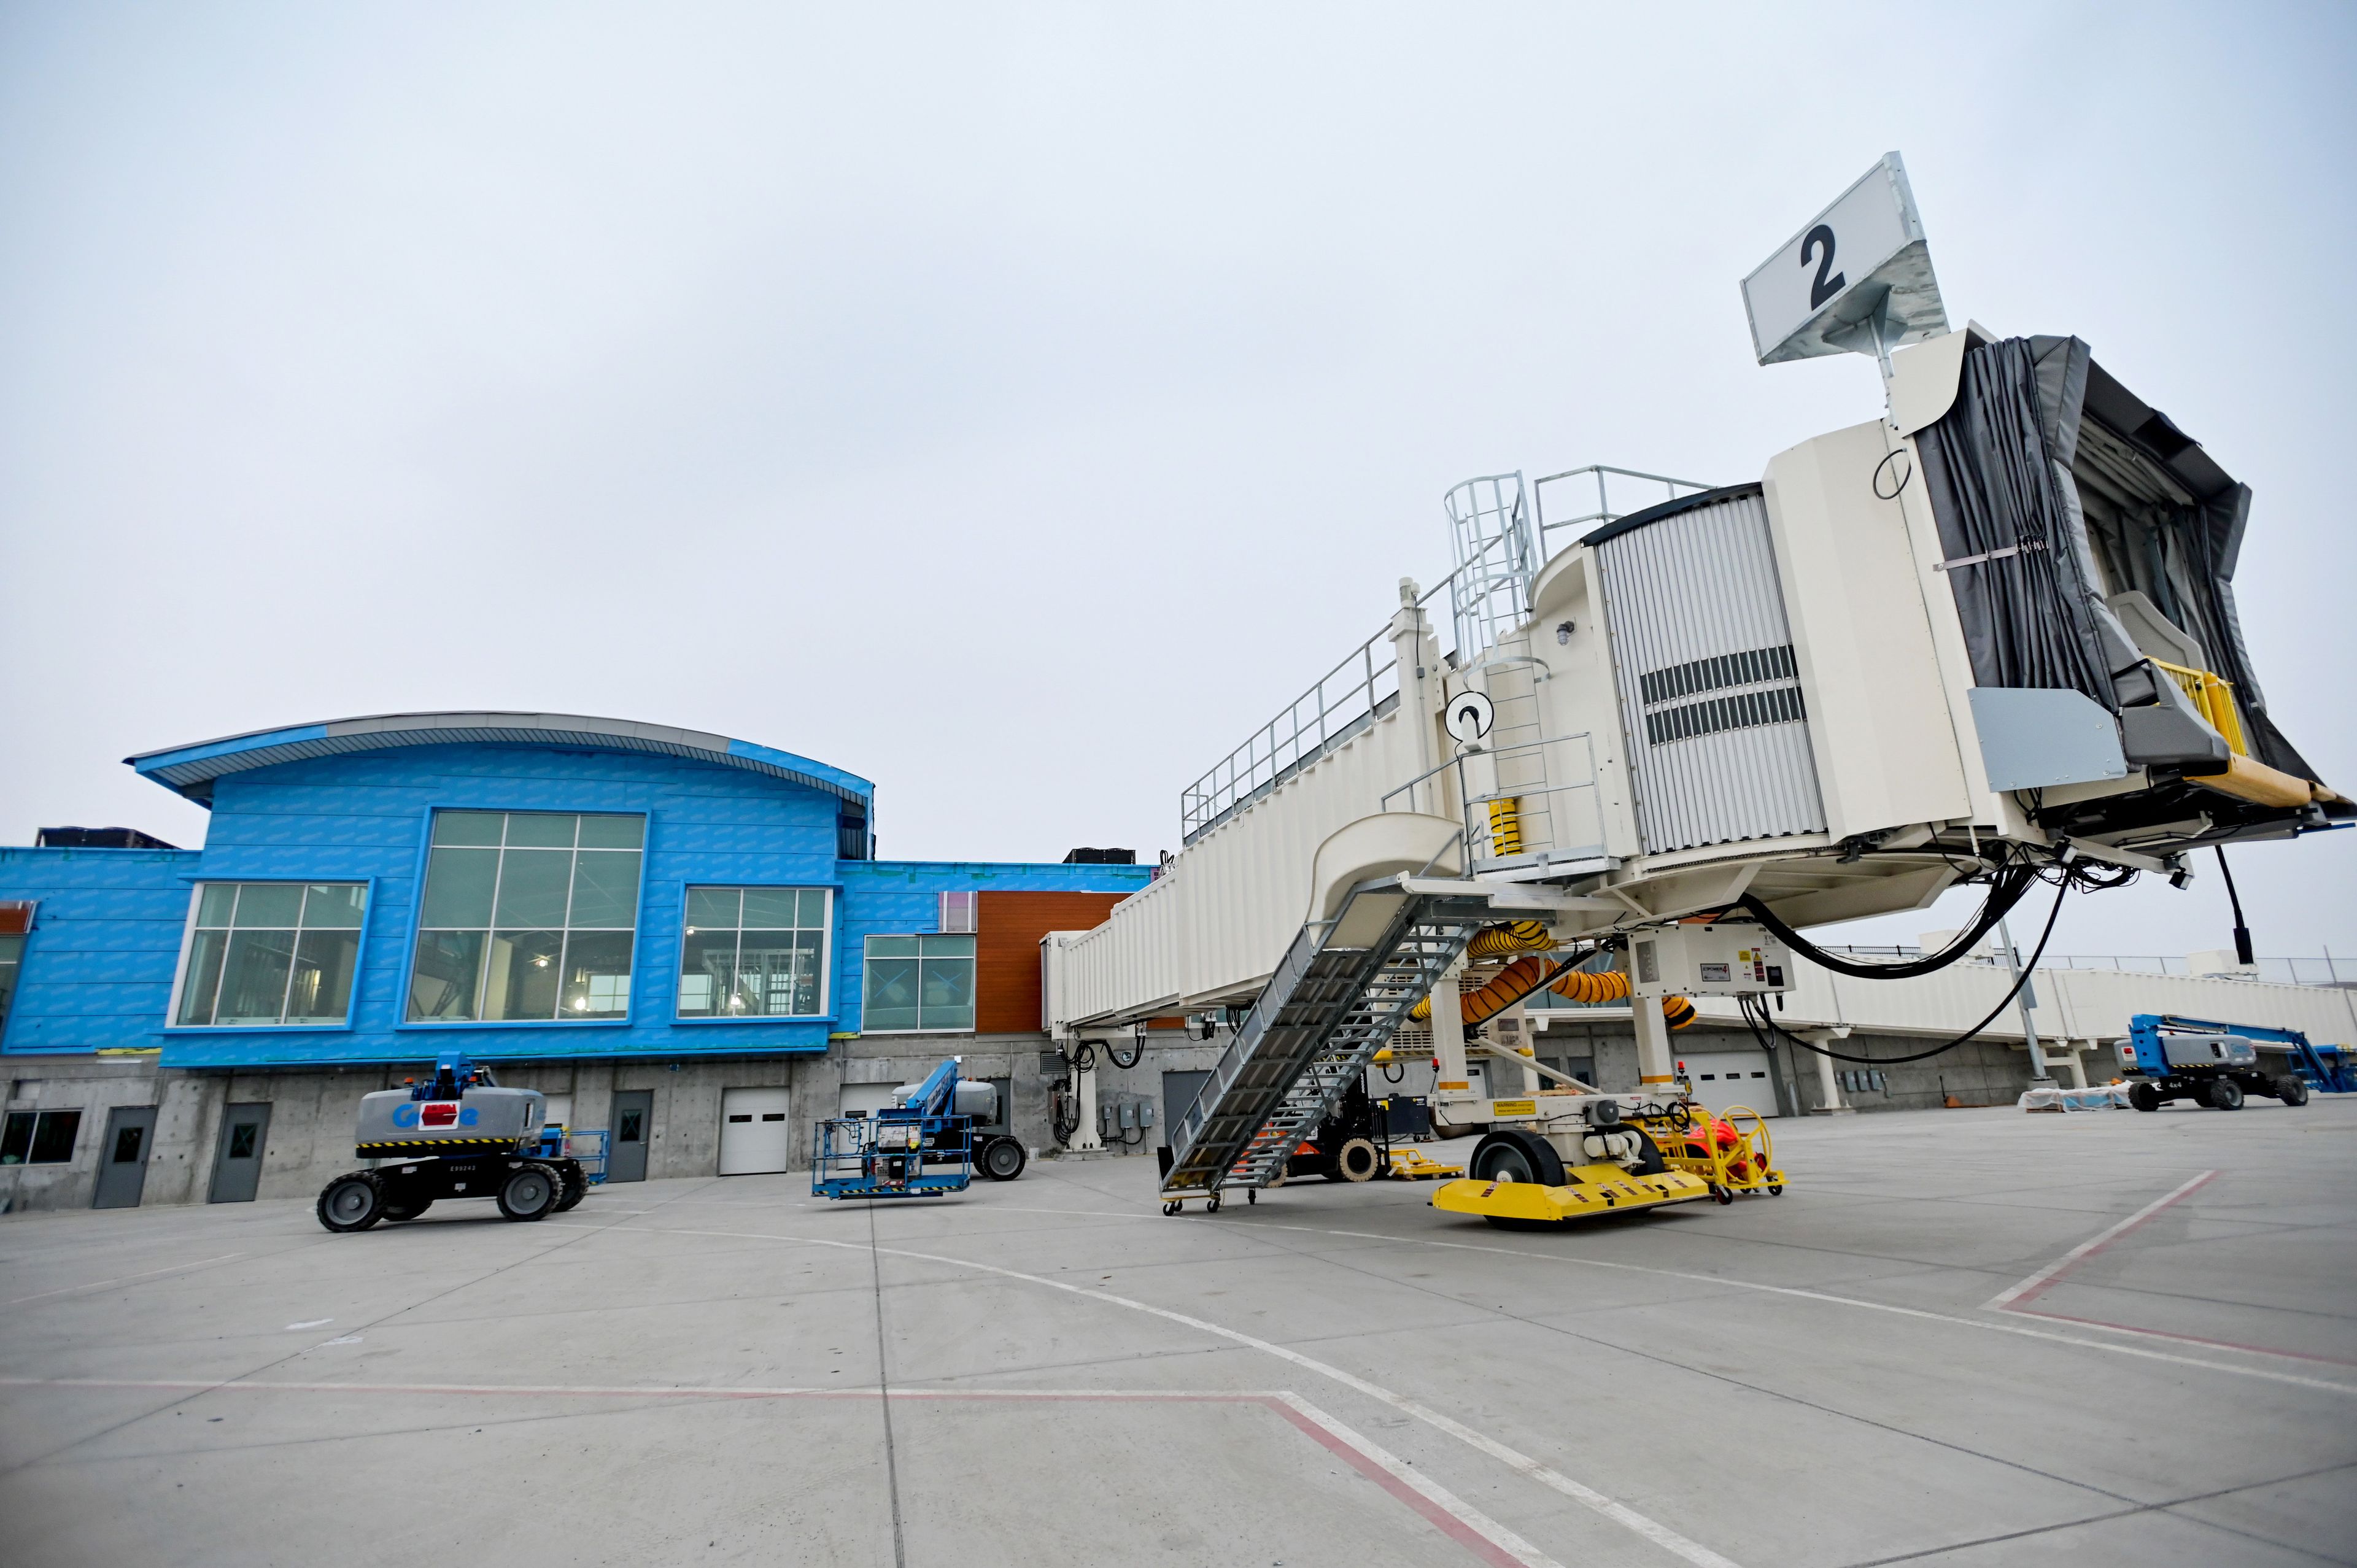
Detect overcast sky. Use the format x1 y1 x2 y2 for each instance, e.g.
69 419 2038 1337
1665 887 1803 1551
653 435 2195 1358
2 3 2351 967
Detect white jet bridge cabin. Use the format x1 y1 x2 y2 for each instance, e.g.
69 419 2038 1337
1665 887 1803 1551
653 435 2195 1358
1040 154 2347 1221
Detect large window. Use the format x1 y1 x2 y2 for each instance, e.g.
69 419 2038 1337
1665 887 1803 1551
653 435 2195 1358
0 918 24 1038
408 811 644 1022
678 887 829 1018
861 935 975 1033
175 883 367 1027
1 1110 80 1165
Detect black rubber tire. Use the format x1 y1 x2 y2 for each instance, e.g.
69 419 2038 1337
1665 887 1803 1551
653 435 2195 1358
316 1173 384 1233
1206 1192 1221 1214
552 1163 587 1212
1469 1129 1565 1188
979 1136 1028 1182
1162 1200 1181 1217
496 1162 560 1221
1334 1138 1381 1183
381 1195 433 1222
2129 1082 2161 1113
1625 1127 1670 1176
2205 1078 2245 1111
2277 1076 2310 1107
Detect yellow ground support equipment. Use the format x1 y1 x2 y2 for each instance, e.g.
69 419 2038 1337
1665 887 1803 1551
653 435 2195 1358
1384 1148 1465 1181
1431 1163 1710 1223
1644 1106 1783 1203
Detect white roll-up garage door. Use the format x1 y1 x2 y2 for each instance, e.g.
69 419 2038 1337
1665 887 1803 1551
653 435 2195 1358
1674 1049 1779 1118
719 1087 792 1175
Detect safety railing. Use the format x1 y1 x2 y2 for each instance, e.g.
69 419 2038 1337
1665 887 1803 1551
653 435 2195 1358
2150 659 2248 755
1821 946 2351 988
1379 732 1606 872
1176 462 1711 846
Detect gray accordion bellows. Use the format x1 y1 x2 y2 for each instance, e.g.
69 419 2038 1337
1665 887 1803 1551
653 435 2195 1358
1590 485 1827 854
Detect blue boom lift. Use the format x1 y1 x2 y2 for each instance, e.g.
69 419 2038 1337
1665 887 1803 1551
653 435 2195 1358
811 1056 1026 1199
2115 1014 2355 1112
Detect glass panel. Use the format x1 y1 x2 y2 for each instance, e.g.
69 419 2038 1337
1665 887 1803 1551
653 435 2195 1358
737 935 812 1016
560 931 633 1019
228 1122 258 1159
433 811 505 846
618 1109 644 1142
867 936 920 959
741 888 801 929
112 1124 144 1163
791 929 824 1013
0 932 19 1030
482 930 564 1020
301 884 366 929
504 813 578 849
1 1112 29 1164
176 929 230 1025
196 884 237 927
216 930 297 1024
567 852 641 929
492 849 572 928
685 887 741 932
677 928 738 1016
30 1111 79 1163
735 886 801 924
288 930 361 1022
918 952 975 1030
862 956 920 1032
921 935 975 959
419 848 499 928
408 930 485 1021
231 883 304 929
576 814 644 849
798 889 828 928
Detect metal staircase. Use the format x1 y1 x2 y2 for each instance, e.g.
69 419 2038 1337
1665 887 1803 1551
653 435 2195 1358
1160 881 1494 1198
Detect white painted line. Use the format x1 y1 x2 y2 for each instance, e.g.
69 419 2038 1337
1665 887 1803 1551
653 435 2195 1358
0 1253 246 1308
320 1335 363 1346
1984 1170 2218 1310
0 1376 1557 1568
542 1220 1743 1568
285 1318 333 1330
1249 1219 2357 1397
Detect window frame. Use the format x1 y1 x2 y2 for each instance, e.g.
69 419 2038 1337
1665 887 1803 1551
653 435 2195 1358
859 933 978 1035
0 1108 82 1165
398 809 649 1029
0 909 28 1045
163 879 374 1033
673 885 835 1023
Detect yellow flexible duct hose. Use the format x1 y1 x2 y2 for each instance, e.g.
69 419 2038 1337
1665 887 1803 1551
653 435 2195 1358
1409 948 1693 1031
1463 920 1555 962
1487 797 1523 856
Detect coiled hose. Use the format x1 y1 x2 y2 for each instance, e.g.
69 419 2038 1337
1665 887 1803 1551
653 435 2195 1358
1411 927 1693 1030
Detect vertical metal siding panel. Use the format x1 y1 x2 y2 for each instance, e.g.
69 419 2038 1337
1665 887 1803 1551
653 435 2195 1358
1597 493 1827 855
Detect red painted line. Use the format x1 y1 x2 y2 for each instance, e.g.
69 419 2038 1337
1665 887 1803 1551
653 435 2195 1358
1265 1398 1535 1568
2001 1307 2357 1369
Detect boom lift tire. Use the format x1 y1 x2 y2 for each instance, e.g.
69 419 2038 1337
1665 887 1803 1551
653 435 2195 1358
2129 1082 2161 1113
552 1164 587 1211
2277 1076 2310 1106
381 1196 433 1222
496 1162 560 1221
1333 1137 1381 1183
980 1135 1028 1181
2202 1078 2245 1111
1469 1129 1566 1189
317 1173 384 1233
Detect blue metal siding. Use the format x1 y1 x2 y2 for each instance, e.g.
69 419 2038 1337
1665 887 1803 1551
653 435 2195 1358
1 738 1153 1067
0 848 197 1054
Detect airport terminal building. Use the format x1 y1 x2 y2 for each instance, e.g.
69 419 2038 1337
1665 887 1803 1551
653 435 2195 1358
0 713 1174 1211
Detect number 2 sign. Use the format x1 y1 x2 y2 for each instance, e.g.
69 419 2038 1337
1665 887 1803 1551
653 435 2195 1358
1741 152 1947 366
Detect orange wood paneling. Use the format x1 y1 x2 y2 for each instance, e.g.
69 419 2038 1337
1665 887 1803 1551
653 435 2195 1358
975 890 1129 1035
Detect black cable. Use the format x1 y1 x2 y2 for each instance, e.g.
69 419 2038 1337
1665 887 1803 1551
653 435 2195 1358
1736 852 2040 981
2214 846 2255 967
1106 1037 1145 1070
1740 870 2069 1065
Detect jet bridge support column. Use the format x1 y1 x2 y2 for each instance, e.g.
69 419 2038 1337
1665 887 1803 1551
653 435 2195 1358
1430 962 1473 1130
1633 994 1678 1091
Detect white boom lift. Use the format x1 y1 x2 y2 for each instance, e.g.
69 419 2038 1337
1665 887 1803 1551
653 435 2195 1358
1043 153 2346 1224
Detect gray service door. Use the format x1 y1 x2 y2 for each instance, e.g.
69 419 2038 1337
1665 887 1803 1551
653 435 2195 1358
93 1105 157 1209
608 1091 653 1183
208 1103 272 1203
1160 1071 1210 1148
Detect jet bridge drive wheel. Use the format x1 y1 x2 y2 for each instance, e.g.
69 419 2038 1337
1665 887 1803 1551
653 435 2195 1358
1468 1129 1565 1189
497 1162 560 1221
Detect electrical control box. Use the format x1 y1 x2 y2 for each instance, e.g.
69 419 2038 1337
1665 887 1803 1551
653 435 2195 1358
1628 923 1791 997
1118 1101 1137 1130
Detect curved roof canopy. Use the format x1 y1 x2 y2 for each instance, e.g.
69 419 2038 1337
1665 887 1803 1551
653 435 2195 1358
126 711 873 809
